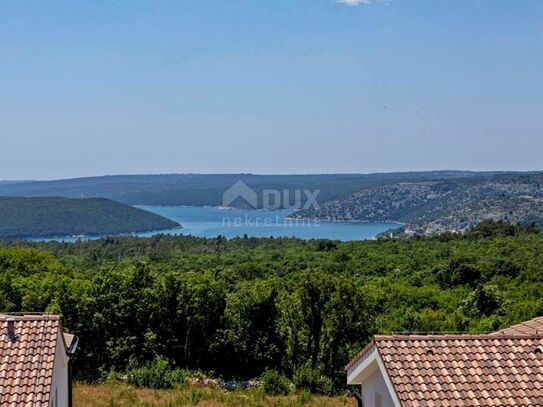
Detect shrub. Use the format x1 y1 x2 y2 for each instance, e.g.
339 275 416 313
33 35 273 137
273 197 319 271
292 366 332 395
165 368 187 386
125 357 186 389
260 370 292 395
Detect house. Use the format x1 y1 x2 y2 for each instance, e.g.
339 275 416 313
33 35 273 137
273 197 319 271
0 314 78 407
346 316 543 406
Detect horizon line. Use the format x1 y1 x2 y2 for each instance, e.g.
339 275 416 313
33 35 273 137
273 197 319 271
2 169 542 183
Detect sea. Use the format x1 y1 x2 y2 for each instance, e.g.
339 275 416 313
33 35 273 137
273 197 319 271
32 205 400 242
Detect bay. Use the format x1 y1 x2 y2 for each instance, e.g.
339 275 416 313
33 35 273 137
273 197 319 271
33 206 400 242
138 206 398 241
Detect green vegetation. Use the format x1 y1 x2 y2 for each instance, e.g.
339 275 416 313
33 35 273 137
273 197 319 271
1 221 543 393
292 172 543 234
0 197 179 238
261 370 292 395
122 357 187 389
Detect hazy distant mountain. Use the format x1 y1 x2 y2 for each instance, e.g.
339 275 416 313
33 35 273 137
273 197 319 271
0 197 180 239
0 171 505 207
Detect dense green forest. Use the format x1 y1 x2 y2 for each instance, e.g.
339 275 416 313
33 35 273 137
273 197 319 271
0 197 179 238
0 221 542 392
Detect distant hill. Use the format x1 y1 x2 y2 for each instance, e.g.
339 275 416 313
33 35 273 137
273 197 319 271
2 171 541 236
290 172 543 235
0 197 180 239
0 171 506 208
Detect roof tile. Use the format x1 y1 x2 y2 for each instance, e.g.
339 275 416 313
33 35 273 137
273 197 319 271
0 315 61 407
372 334 543 406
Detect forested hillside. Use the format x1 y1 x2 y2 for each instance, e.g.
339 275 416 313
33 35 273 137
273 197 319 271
292 172 543 235
0 197 179 238
1 221 542 392
0 171 499 207
2 172 542 235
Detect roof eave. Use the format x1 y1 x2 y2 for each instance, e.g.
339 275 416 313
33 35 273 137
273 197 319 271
345 339 376 371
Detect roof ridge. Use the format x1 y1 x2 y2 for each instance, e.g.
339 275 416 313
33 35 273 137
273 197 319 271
374 333 543 340
493 315 543 335
0 314 61 321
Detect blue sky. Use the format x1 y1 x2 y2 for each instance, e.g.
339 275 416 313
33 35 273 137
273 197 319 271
1 0 542 179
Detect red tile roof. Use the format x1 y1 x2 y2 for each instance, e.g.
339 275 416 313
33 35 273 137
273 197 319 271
375 334 543 406
493 315 543 336
347 317 543 406
0 315 63 407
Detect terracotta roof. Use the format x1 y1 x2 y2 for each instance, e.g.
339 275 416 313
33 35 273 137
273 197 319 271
355 334 543 406
0 315 61 407
493 315 543 336
63 332 76 350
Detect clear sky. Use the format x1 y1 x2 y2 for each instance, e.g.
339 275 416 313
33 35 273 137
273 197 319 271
1 0 542 180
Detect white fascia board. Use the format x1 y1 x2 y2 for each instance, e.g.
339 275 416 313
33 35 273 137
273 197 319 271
347 345 378 384
347 345 402 407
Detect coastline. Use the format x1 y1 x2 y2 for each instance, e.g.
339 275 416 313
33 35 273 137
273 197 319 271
284 215 404 226
19 225 184 243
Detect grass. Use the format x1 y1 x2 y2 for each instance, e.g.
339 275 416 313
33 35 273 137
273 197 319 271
73 383 356 407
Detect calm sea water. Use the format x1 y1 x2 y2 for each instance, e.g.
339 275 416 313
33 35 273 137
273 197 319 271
33 206 400 242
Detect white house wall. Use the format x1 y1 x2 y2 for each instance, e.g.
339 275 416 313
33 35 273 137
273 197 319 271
362 368 396 407
50 331 69 407
347 345 401 407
